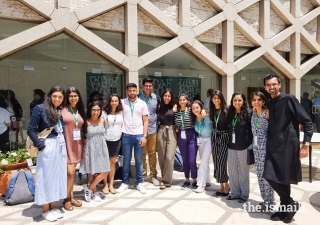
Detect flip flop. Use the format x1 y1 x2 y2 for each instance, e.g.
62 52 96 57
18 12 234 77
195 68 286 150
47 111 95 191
226 195 239 200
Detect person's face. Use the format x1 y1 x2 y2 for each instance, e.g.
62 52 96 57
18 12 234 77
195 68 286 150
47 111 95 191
50 91 64 108
110 96 119 108
33 93 40 101
127 87 137 99
179 96 188 107
211 95 221 107
264 77 281 97
232 95 244 111
93 94 99 101
163 92 171 104
143 82 153 96
191 103 201 116
68 92 79 107
303 93 308 99
90 105 101 118
251 95 264 110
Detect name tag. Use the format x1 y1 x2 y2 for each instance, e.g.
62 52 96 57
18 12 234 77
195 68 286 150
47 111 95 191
197 137 202 146
129 119 137 128
254 136 258 145
232 132 235 144
59 135 66 146
181 130 186 139
73 128 81 140
26 158 33 166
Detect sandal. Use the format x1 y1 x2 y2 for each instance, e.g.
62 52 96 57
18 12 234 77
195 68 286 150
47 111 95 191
238 198 246 203
109 188 117 194
226 195 239 200
63 198 74 211
71 198 82 207
102 188 109 195
159 183 166 190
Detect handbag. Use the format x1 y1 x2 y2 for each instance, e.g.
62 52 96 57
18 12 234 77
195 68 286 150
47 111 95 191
26 127 54 157
74 169 88 185
247 148 255 165
115 155 124 172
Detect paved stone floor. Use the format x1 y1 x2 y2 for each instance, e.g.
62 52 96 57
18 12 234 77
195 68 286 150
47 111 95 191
1 149 320 225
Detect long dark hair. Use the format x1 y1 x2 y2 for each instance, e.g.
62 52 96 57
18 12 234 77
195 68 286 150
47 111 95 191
65 87 87 136
4 89 19 104
103 94 123 114
44 86 65 124
209 90 228 122
88 90 100 107
191 100 204 124
177 93 191 111
227 92 251 122
250 91 267 109
87 101 102 119
159 89 174 112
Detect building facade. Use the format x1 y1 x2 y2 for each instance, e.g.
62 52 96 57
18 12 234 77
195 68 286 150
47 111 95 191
0 0 319 139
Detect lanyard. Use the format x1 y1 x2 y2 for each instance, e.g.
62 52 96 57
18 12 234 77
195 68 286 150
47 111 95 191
179 109 188 129
141 93 151 105
69 105 79 128
195 119 204 136
232 114 239 130
254 110 263 129
214 110 221 128
128 99 136 117
107 113 117 127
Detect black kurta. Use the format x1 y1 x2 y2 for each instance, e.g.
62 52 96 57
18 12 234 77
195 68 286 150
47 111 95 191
263 93 313 185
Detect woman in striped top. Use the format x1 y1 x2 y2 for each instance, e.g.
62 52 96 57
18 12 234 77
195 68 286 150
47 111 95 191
174 93 198 189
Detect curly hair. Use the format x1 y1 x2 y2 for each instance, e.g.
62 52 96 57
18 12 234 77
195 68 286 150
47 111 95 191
102 94 123 114
227 92 251 123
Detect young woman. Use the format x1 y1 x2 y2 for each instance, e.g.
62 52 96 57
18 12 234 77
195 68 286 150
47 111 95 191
27 86 66 222
174 93 198 189
209 90 230 196
226 92 253 203
101 94 123 194
87 90 100 108
0 97 10 153
61 87 87 211
157 89 177 190
80 101 110 202
191 100 213 193
251 92 274 210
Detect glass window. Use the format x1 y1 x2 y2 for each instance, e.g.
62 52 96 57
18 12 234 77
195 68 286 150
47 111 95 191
138 35 171 56
87 29 124 53
0 18 41 41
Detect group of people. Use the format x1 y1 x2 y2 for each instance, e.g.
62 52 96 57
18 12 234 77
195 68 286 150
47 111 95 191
24 74 313 223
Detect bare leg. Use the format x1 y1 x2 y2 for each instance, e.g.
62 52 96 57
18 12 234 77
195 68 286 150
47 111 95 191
102 176 109 193
15 127 20 143
67 163 77 199
108 157 117 192
89 172 109 192
43 204 50 213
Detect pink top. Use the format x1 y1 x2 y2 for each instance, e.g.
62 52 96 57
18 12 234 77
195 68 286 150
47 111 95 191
121 98 149 135
61 107 84 163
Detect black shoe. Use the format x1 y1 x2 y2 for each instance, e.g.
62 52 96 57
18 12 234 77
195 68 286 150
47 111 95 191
191 182 198 189
181 181 190 190
215 191 222 196
270 211 286 221
283 201 300 223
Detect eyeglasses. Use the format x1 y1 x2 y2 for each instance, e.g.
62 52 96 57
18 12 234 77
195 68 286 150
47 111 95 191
91 109 101 112
51 95 63 99
265 83 279 88
252 98 262 102
69 95 78 98
212 97 220 100
144 85 153 88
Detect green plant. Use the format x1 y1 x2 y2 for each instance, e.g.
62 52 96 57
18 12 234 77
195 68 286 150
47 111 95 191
0 149 36 175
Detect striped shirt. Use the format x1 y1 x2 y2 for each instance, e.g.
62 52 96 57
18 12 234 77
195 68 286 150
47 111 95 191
174 108 194 129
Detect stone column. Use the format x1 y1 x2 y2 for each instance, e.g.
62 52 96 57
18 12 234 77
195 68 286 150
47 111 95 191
222 75 234 103
289 78 301 100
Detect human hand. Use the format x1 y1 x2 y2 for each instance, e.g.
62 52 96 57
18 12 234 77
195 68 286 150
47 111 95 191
140 137 147 146
299 145 309 159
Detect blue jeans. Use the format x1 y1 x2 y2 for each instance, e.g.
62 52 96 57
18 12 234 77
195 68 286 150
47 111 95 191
121 133 143 184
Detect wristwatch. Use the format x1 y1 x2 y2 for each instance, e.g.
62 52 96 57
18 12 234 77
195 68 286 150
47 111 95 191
304 142 310 146
143 135 147 138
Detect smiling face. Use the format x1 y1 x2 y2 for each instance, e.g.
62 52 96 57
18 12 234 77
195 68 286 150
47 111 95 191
179 96 188 108
110 96 119 109
50 91 64 108
264 77 281 98
127 87 137 100
232 94 244 112
211 94 221 108
191 102 202 117
90 105 101 119
143 82 153 96
68 92 79 107
163 91 171 105
251 94 264 111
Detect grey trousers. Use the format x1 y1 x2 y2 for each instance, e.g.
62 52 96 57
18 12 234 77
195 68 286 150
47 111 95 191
157 125 177 186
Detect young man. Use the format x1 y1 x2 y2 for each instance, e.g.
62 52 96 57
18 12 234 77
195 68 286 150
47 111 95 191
117 83 149 194
138 78 160 186
203 88 214 110
263 74 313 223
30 89 45 116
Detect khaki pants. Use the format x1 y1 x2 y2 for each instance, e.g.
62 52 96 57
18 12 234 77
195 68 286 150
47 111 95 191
143 133 157 180
157 125 177 185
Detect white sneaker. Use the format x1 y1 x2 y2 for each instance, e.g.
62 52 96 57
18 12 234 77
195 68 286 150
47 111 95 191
42 211 57 222
194 186 205 193
116 183 128 193
91 192 101 202
50 209 63 219
136 183 147 194
152 178 160 186
83 184 92 202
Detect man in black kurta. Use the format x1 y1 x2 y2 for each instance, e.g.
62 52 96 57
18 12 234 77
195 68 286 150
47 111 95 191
263 74 313 223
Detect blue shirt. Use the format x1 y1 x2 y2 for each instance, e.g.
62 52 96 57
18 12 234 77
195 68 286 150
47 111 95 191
194 116 212 138
138 92 159 134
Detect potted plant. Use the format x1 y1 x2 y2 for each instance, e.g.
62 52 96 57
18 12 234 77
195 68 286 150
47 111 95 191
0 149 35 196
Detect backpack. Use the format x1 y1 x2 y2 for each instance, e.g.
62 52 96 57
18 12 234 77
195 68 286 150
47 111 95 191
174 151 184 172
3 169 35 205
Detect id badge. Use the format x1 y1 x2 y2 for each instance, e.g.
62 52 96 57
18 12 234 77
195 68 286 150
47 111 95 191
11 116 16 122
59 135 66 146
254 136 258 145
232 132 235 144
181 130 186 139
26 158 33 166
197 137 202 146
129 119 137 128
73 128 81 140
